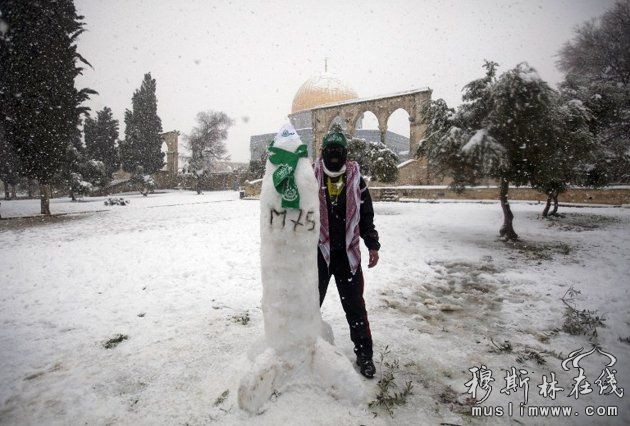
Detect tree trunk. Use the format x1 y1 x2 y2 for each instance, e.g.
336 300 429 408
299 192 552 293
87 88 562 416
551 192 559 216
542 194 552 218
10 184 16 199
3 185 9 200
27 180 34 198
70 189 76 202
196 178 202 195
39 183 51 215
498 177 518 240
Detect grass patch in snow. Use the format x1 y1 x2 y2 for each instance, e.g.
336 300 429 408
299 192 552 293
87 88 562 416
504 240 573 261
561 287 606 341
213 389 229 406
368 346 413 417
230 312 250 325
0 213 89 231
437 384 476 415
545 213 621 232
619 336 630 345
103 333 129 349
489 338 513 353
516 349 547 365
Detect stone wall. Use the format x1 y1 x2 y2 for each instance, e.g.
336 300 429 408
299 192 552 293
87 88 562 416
243 178 629 205
368 186 630 205
94 171 246 196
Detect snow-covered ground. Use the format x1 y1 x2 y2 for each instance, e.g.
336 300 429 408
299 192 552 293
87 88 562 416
1 190 628 425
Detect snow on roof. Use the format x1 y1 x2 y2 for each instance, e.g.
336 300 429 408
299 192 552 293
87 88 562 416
292 72 359 113
310 87 431 111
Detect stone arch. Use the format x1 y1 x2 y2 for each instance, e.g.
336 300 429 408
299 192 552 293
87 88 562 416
351 109 385 143
311 88 432 160
356 110 379 129
160 131 180 175
386 107 411 158
348 109 369 138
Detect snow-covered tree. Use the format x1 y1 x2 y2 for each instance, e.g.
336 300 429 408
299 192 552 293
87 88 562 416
120 73 163 174
84 107 120 177
419 61 565 240
0 122 20 199
186 110 233 194
58 126 108 201
248 149 268 180
347 137 399 183
129 166 155 196
60 127 87 201
530 97 603 217
69 172 93 199
557 0 630 183
0 0 96 214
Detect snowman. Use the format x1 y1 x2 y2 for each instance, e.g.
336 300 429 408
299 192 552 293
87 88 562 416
238 124 364 413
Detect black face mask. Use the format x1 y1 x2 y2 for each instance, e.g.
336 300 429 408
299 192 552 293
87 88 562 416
323 145 347 172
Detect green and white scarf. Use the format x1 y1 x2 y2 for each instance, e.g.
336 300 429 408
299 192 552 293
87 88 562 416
267 141 308 209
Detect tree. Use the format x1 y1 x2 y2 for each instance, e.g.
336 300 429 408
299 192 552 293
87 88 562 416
557 0 630 183
120 73 163 174
54 122 109 201
419 61 561 240
84 107 120 177
248 149 268 180
347 137 399 183
0 0 96 214
60 125 87 201
129 166 155 196
530 96 602 217
0 122 20 199
186 110 233 194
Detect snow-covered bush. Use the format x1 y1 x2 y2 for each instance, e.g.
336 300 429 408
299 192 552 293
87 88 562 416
83 159 108 188
368 346 413 417
348 137 399 183
69 172 93 199
104 197 129 206
130 166 155 196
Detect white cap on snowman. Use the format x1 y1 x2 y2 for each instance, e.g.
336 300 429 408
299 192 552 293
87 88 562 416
273 123 301 146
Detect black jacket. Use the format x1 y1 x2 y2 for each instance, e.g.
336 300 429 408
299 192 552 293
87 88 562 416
324 175 380 252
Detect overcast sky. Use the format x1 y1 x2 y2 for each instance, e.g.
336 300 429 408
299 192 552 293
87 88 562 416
75 0 615 162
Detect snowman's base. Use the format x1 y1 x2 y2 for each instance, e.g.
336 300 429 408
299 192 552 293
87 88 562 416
238 337 365 414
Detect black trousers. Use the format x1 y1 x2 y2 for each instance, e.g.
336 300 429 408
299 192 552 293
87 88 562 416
318 248 373 358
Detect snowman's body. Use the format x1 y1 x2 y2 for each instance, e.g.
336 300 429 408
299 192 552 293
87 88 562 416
259 133 321 352
238 125 363 413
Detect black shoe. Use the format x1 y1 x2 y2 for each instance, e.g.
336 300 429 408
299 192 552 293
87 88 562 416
356 355 376 379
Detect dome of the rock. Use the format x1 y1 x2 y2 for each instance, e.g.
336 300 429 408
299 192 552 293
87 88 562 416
291 72 358 114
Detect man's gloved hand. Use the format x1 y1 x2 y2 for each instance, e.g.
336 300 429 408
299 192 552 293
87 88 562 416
368 249 379 268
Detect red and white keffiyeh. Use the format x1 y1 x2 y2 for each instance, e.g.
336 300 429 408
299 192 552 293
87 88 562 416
314 158 363 275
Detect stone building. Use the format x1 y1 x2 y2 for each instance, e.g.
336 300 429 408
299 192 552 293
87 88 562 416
249 71 412 162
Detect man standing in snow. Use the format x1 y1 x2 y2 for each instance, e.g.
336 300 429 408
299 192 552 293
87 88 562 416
314 130 380 379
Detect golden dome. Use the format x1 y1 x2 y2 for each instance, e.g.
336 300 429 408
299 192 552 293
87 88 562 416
291 72 358 114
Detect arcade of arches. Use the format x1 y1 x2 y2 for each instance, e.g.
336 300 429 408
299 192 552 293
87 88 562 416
294 88 434 185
